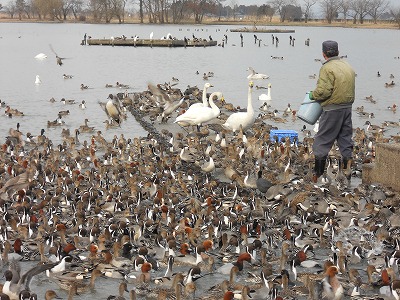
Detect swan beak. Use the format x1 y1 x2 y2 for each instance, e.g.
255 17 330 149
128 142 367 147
249 81 254 87
221 97 225 104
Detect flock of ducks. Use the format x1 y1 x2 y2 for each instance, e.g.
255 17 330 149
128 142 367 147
1 67 400 300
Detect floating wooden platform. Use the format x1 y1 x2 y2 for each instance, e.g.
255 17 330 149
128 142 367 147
87 38 218 47
230 27 295 33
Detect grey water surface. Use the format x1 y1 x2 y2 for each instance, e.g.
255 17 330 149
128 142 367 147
1 23 399 145
0 23 399 299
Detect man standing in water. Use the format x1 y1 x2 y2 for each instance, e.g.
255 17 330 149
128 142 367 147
309 40 356 183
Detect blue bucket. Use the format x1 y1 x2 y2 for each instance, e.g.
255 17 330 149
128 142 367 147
297 93 322 125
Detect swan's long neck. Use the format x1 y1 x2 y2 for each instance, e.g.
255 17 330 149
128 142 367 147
202 86 209 107
247 86 254 113
209 93 220 114
267 86 271 98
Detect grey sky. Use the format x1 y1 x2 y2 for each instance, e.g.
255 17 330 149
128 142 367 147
234 0 398 7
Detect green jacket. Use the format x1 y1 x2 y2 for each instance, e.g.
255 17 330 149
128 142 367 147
311 56 355 109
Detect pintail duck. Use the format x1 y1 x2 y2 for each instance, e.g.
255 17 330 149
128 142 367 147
80 84 89 90
79 119 95 133
4 106 24 116
79 100 86 109
50 269 104 293
63 74 73 79
57 110 70 118
47 114 65 127
2 260 67 300
60 98 76 105
116 82 129 89
99 94 124 125
26 128 46 145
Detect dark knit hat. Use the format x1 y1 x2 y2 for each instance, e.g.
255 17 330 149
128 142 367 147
322 40 339 57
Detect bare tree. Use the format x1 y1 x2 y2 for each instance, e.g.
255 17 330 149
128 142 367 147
319 0 340 23
186 0 217 23
16 0 27 19
302 0 317 23
258 4 275 21
269 0 293 22
339 0 350 22
170 0 188 23
216 0 226 21
304 0 317 23
5 1 17 17
88 0 115 23
69 0 84 19
368 0 389 23
231 0 237 20
390 6 400 29
110 0 126 23
349 0 371 24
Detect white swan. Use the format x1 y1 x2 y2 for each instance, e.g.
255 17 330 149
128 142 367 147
187 82 213 111
174 91 221 128
35 75 42 84
150 32 154 40
247 67 269 80
258 83 272 102
34 53 47 60
222 81 255 132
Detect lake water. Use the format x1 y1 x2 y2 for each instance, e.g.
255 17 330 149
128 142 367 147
0 22 399 299
1 23 399 145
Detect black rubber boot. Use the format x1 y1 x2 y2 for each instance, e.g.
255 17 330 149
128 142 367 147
313 157 327 183
342 157 352 181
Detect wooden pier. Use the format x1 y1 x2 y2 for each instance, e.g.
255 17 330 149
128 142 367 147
87 38 218 47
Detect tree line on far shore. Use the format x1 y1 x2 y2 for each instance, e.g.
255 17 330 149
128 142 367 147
0 0 399 28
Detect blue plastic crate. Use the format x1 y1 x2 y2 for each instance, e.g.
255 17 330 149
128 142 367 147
270 129 298 143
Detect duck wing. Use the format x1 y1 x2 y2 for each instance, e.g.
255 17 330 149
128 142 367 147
21 261 62 291
148 83 170 105
0 171 32 200
0 172 30 192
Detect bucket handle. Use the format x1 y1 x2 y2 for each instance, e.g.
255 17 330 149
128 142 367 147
301 100 321 105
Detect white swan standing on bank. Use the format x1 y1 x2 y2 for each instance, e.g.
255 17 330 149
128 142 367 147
247 67 269 80
174 91 221 129
186 82 214 111
222 81 255 132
